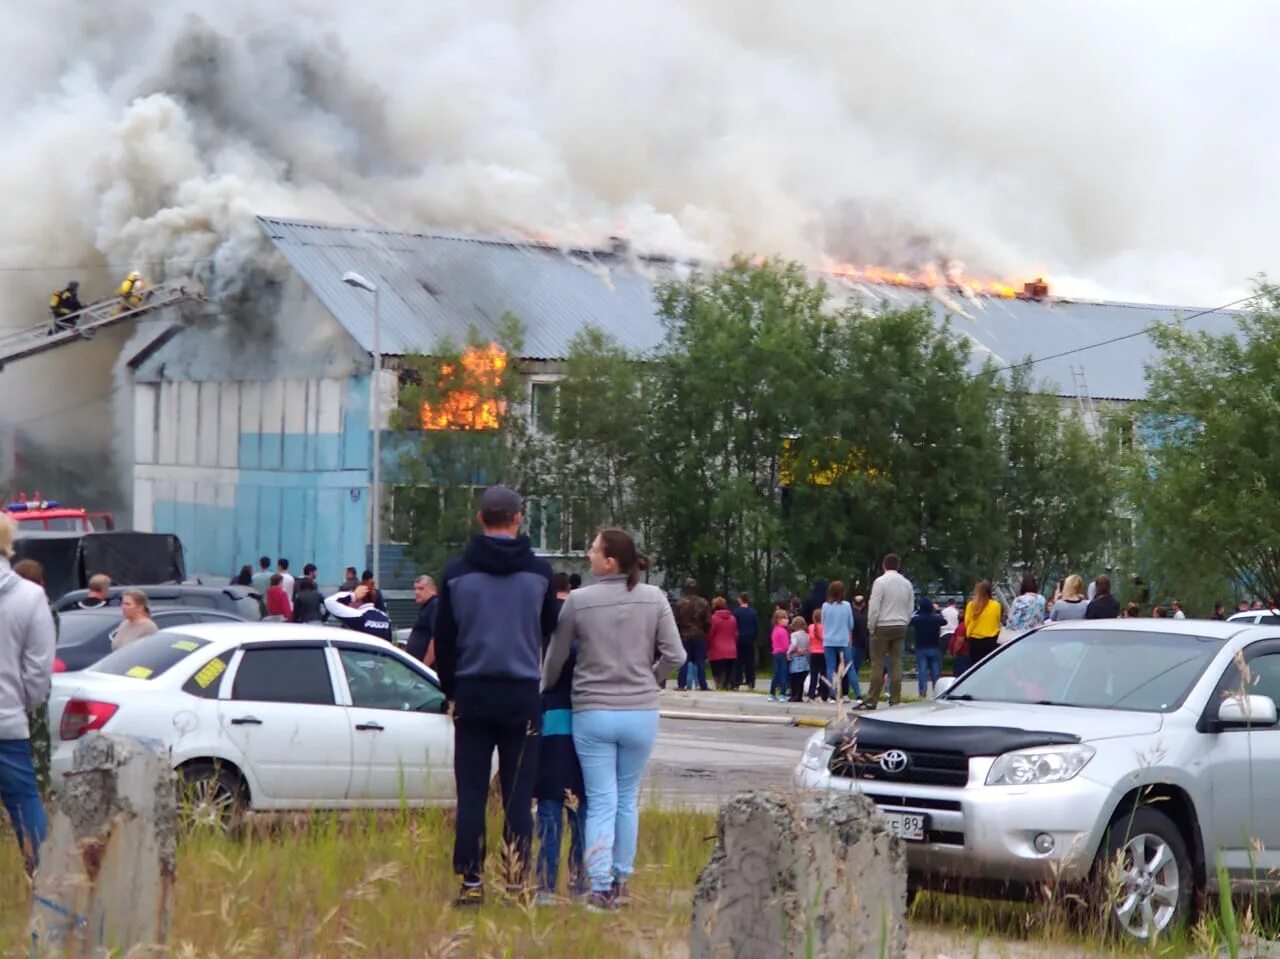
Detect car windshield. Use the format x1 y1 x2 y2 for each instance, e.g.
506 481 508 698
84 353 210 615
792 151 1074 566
945 628 1225 712
91 632 212 680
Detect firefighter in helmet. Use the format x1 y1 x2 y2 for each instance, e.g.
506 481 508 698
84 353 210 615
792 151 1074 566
117 271 146 309
49 280 83 331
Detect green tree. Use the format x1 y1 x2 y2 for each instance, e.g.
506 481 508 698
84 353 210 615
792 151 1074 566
993 364 1119 594
644 257 832 599
1131 284 1280 606
388 316 530 575
515 327 650 552
781 306 1001 595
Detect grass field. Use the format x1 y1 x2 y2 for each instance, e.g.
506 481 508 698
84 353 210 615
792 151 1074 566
0 803 1265 958
2 807 713 959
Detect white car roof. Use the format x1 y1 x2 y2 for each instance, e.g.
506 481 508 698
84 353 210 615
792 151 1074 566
158 621 378 653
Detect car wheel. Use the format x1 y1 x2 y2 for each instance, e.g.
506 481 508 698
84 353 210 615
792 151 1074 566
178 762 247 836
1097 807 1192 942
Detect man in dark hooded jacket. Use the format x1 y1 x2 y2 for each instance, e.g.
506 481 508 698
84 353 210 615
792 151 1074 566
434 485 558 906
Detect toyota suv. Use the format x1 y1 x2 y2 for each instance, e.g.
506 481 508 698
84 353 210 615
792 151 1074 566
795 619 1280 941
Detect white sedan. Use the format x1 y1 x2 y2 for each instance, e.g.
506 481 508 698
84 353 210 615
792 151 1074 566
48 623 457 821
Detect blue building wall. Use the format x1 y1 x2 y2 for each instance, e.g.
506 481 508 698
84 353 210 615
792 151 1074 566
136 374 389 587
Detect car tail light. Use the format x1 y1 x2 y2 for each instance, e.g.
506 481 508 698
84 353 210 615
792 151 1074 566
59 699 118 741
53 658 66 673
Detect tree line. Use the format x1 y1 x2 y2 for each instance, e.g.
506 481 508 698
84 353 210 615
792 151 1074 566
390 259 1279 610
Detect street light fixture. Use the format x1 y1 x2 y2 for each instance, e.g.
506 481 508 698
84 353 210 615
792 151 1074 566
343 271 381 587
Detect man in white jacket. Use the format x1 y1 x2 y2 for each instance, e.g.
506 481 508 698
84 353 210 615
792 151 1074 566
863 553 915 709
0 514 56 873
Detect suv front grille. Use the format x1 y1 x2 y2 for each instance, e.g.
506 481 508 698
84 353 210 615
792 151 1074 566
829 746 969 787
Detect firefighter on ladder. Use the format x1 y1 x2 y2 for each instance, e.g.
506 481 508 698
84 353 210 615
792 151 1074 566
117 270 147 310
49 280 82 332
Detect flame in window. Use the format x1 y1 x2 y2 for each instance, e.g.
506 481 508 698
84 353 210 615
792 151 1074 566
420 344 508 430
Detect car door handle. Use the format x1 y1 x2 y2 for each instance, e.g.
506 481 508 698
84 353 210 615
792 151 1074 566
230 716 263 726
355 721 384 732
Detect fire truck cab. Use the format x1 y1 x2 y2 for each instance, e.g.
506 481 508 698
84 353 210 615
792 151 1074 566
6 500 115 533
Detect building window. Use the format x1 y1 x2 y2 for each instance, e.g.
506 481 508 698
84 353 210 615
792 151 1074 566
568 499 593 554
526 497 598 555
531 382 559 434
526 498 563 553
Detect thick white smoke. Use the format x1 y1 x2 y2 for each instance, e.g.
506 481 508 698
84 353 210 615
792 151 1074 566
4 0 1276 318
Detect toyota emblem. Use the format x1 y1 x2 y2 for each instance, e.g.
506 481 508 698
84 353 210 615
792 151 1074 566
879 749 910 774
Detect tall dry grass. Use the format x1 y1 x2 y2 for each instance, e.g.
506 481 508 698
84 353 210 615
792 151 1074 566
1 806 715 958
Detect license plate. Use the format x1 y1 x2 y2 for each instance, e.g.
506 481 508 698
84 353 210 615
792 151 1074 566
882 812 928 842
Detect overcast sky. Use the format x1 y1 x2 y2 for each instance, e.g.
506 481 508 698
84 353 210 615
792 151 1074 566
3 1 1275 307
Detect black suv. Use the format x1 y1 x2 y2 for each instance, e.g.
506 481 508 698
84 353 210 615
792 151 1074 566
55 606 247 671
54 584 263 621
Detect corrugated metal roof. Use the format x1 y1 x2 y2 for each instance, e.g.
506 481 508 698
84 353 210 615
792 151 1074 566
825 281 1242 400
258 216 679 360
260 216 1243 401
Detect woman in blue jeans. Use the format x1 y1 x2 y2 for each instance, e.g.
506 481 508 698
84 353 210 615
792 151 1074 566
821 581 858 700
542 529 686 911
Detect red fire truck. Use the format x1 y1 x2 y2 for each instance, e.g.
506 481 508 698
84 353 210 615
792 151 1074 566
6 497 114 533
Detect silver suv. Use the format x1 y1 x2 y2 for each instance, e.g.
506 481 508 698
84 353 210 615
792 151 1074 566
795 619 1280 941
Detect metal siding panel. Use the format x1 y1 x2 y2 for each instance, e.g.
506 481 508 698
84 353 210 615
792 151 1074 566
303 488 318 566
218 381 240 469
153 479 177 534
316 379 343 470
134 384 157 465
133 476 154 533
238 382 262 470
260 380 285 470
280 487 307 566
177 383 199 466
341 485 367 577
341 375 370 471
234 485 260 570
175 481 197 565
157 383 179 466
197 383 220 468
314 488 344 584
258 486 283 559
283 380 308 469
213 488 235 579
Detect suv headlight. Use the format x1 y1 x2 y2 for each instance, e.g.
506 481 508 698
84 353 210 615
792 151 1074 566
800 735 834 772
985 744 1095 786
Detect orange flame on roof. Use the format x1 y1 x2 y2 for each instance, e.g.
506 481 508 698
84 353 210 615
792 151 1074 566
827 261 1043 300
421 344 508 431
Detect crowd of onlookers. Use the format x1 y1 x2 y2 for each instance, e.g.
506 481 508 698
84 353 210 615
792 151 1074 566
664 563 1269 707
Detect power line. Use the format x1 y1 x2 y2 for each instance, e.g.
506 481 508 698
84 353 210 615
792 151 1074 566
974 293 1261 380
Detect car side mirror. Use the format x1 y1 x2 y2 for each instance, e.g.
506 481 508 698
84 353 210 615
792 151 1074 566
934 677 957 697
1217 694 1278 727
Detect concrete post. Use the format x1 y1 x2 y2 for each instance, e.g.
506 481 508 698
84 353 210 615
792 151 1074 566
29 733 177 958
691 791 907 959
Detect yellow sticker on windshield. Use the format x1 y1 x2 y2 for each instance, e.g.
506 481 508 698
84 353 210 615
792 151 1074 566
171 640 199 652
193 658 226 689
126 666 153 679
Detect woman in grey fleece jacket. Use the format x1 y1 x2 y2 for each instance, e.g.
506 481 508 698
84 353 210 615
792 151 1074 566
541 529 685 910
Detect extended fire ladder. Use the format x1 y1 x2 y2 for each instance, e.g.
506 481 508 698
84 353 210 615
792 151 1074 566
1070 364 1101 437
0 282 198 370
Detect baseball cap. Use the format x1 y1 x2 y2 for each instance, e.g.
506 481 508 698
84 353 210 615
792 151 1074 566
479 485 523 515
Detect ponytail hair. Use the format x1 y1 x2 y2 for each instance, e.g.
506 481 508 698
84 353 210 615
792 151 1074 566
596 527 650 590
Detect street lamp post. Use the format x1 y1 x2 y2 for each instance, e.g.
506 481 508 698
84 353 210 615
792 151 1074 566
342 271 381 586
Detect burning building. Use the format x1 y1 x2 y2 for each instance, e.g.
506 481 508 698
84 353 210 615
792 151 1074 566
119 215 1239 586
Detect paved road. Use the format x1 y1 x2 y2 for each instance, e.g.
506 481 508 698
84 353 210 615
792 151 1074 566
644 711 815 810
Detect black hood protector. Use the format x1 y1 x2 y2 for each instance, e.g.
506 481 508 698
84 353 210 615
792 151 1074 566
824 714 1080 756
